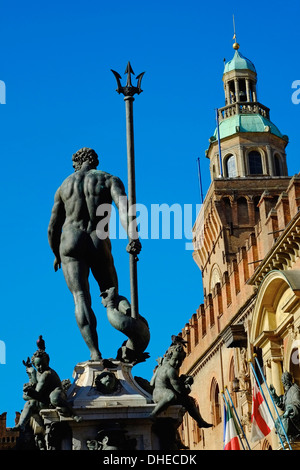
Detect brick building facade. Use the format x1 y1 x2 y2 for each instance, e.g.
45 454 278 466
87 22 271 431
0 412 20 450
178 42 300 450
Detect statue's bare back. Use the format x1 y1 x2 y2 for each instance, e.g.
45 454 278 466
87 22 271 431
48 148 140 361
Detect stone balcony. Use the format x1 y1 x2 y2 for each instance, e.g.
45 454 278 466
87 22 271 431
218 101 270 121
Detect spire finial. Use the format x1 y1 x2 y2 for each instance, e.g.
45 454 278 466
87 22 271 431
232 14 240 50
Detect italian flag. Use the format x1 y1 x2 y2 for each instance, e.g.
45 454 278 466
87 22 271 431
224 402 240 450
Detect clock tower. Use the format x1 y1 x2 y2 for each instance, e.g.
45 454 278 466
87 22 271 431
193 42 291 303
178 39 300 451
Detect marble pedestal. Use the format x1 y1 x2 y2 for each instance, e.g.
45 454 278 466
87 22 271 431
40 360 184 450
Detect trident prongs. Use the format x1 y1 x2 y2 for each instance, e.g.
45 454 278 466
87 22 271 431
111 61 145 97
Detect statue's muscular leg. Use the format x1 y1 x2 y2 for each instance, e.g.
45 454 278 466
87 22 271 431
61 255 102 361
180 396 213 428
150 389 176 418
14 400 40 431
90 235 119 295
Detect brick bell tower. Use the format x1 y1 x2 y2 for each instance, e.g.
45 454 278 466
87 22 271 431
178 38 300 450
192 39 291 316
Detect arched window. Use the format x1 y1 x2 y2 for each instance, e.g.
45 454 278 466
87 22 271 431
225 154 237 178
210 378 221 426
248 150 263 175
238 78 247 102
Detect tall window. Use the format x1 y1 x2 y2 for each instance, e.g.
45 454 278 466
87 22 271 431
253 196 261 223
210 378 221 426
224 271 232 306
225 154 237 177
248 150 263 174
237 197 249 225
222 197 232 225
274 154 282 176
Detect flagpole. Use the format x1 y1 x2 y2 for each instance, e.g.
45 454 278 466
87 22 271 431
225 387 251 450
248 359 287 450
253 354 293 450
196 157 204 203
215 108 223 177
222 401 227 449
221 391 246 450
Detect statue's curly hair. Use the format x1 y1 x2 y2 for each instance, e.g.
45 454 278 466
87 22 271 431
72 147 99 171
165 343 186 361
31 349 50 365
282 371 293 383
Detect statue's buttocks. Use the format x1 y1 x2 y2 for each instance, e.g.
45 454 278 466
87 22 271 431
48 148 145 362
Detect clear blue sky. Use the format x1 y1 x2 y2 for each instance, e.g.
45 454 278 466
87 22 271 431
0 0 299 427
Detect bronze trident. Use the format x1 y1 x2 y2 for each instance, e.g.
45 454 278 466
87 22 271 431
111 62 145 320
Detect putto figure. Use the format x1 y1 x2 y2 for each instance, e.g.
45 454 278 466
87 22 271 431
48 147 142 361
149 337 212 429
14 337 81 443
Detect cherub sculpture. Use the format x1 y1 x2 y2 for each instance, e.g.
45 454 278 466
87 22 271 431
15 336 81 435
149 336 212 428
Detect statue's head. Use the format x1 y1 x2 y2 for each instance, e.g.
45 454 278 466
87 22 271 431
72 147 99 171
282 371 293 388
31 350 50 373
165 343 186 369
96 430 123 450
95 371 118 394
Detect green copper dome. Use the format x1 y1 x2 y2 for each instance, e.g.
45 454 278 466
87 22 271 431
212 114 286 141
224 50 256 74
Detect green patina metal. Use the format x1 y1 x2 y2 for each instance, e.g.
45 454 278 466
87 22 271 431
211 114 285 141
224 50 256 74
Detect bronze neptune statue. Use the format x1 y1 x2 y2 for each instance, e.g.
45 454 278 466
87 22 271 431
48 148 148 362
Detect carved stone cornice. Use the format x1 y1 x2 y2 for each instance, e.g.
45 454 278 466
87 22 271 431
249 211 300 287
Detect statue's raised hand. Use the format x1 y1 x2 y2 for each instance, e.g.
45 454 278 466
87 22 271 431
23 383 35 394
54 257 61 272
126 239 142 258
